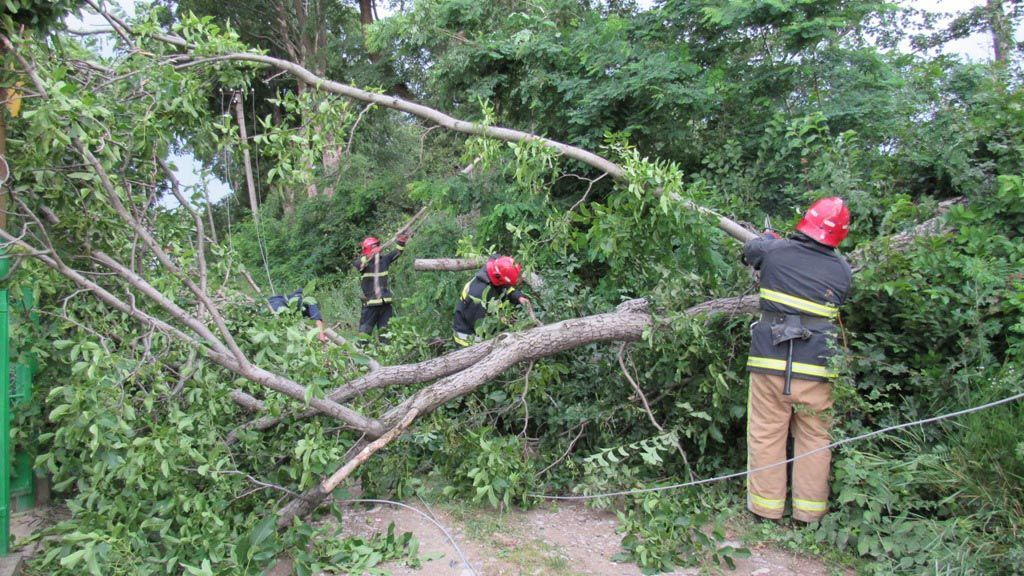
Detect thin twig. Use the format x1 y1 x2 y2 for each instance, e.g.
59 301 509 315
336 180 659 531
520 361 533 438
536 421 588 478
618 343 696 482
567 172 608 213
344 102 375 158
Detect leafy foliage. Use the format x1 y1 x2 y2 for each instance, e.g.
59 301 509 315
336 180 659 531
3 1 1024 575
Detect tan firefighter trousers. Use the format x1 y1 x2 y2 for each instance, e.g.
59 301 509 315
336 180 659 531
747 371 833 522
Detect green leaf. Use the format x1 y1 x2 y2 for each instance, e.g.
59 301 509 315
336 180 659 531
249 514 278 548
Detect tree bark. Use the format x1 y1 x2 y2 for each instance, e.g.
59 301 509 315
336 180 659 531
233 92 260 215
226 340 496 443
414 257 546 290
987 0 1011 63
359 0 374 26
412 257 484 271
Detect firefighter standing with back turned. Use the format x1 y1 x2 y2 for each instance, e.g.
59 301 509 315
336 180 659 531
743 197 852 524
354 234 409 337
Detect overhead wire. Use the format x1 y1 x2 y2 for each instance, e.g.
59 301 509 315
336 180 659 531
529 387 1024 501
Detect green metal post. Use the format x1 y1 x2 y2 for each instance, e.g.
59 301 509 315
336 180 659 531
0 255 10 556
10 366 31 511
11 286 35 511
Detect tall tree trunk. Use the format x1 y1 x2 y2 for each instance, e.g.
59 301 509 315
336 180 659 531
987 0 1012 63
358 0 417 101
233 92 260 215
359 0 374 26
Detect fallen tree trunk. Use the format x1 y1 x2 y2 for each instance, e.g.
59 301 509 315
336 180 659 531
414 257 546 290
275 298 653 526
412 258 484 271
228 292 765 442
225 341 495 443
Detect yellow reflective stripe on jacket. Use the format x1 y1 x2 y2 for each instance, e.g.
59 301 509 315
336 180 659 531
365 297 393 306
453 332 473 347
747 357 837 379
362 271 390 278
461 280 494 305
759 288 838 318
793 498 827 512
749 492 785 510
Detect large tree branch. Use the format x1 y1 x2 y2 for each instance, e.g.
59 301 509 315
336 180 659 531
225 340 495 443
275 299 653 525
382 299 645 427
1 221 384 435
78 144 250 366
95 15 755 245
413 257 547 291
155 155 210 294
412 257 482 272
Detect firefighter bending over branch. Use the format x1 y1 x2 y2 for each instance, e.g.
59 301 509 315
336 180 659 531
452 255 530 347
268 289 328 343
354 233 409 337
743 197 853 524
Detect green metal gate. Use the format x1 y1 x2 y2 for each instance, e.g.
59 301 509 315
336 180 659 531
0 255 38 556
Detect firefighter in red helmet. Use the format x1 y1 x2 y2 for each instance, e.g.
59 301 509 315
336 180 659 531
743 197 852 524
353 234 408 337
452 255 530 346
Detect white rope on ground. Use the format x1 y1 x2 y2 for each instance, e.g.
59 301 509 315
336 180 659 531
339 498 476 575
530 388 1024 501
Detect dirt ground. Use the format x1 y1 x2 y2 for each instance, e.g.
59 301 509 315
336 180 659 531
339 500 834 576
4 501 834 576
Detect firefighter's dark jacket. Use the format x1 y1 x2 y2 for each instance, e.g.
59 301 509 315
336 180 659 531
743 232 853 382
452 267 524 335
268 290 322 321
352 242 405 306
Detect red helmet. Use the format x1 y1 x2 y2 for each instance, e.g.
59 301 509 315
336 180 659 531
361 236 380 256
796 197 850 247
486 256 522 287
